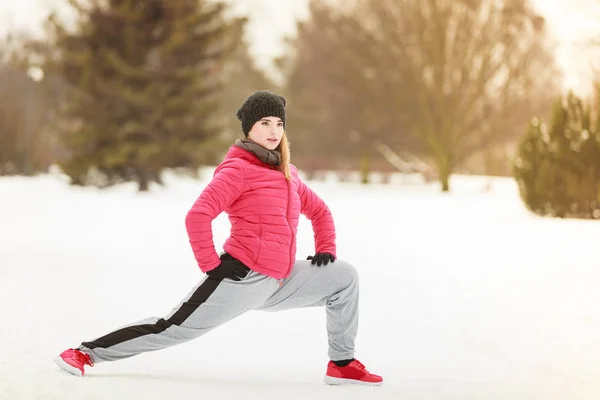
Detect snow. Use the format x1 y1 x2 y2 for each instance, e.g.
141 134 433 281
1 170 599 400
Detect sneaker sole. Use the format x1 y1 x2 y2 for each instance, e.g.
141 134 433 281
324 375 383 386
54 356 84 377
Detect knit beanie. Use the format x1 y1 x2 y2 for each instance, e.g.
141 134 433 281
236 91 286 137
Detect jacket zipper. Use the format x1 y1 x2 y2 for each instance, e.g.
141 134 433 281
284 178 294 279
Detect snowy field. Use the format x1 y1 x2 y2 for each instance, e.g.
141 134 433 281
1 169 599 400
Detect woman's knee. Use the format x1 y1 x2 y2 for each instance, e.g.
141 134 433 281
334 259 359 287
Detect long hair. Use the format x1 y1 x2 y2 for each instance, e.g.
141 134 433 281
278 132 292 180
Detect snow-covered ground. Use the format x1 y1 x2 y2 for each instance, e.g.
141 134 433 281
1 170 599 400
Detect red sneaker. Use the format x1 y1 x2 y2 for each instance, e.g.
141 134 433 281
54 348 94 377
324 359 383 386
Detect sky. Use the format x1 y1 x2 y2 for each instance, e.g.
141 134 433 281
1 0 599 94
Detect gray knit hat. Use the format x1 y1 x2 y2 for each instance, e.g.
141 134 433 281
236 91 286 136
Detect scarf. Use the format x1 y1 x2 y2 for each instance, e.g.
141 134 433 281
234 138 281 166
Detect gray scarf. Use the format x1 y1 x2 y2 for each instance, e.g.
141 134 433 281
234 138 281 166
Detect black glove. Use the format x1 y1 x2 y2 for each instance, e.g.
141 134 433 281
306 252 336 266
207 253 250 281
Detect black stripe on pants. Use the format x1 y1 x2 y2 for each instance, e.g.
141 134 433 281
82 277 221 350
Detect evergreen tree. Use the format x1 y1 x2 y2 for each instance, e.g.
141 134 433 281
514 89 600 219
44 0 244 191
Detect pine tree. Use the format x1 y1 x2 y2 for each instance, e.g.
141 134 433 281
513 117 547 213
44 0 244 191
514 88 600 219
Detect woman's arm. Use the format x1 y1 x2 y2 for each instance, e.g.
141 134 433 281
185 160 246 272
297 178 337 257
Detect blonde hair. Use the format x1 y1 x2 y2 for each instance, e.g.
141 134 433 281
278 132 292 180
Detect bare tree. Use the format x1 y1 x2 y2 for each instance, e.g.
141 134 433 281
283 0 560 189
352 0 561 190
282 1 419 181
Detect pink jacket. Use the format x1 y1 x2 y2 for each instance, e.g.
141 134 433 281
185 146 336 279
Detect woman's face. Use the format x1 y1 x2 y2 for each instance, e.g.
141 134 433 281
247 116 284 150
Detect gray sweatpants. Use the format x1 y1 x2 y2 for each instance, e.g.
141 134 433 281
79 259 359 363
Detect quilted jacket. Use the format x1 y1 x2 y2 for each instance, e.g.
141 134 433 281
185 145 336 279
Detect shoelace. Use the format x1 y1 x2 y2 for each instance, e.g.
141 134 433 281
75 351 95 367
349 360 366 371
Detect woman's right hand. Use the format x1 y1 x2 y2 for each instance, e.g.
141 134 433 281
206 253 250 281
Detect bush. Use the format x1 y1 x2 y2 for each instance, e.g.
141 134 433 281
513 91 600 219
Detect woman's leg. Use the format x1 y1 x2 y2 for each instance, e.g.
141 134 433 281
79 271 278 363
255 259 359 361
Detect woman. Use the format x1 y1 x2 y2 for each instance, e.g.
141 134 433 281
55 91 383 386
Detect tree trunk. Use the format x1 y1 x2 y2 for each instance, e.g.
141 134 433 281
360 152 370 184
440 171 450 192
436 156 452 192
137 169 149 192
151 170 163 185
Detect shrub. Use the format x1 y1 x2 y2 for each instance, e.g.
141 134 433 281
513 91 600 219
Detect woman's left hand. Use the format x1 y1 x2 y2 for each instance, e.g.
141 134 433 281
306 252 336 266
